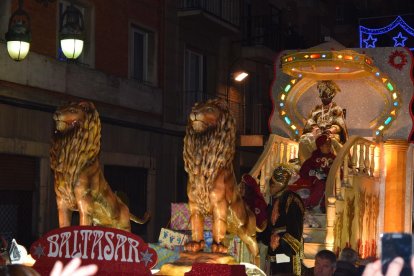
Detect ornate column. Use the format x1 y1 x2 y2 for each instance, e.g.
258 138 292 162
383 139 409 232
325 196 336 251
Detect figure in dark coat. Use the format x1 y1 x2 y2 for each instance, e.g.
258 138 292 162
259 165 305 276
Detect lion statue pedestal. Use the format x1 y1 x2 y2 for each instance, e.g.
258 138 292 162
157 252 238 276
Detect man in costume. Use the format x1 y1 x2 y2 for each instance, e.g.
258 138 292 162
258 165 305 276
290 134 336 213
299 80 348 163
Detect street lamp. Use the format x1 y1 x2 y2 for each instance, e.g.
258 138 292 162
234 71 249 82
59 1 84 60
5 0 31 61
226 69 249 102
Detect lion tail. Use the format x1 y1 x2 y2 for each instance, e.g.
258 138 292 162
130 211 151 225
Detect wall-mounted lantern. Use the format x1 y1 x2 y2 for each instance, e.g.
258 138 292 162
59 1 84 59
5 0 31 61
4 0 85 62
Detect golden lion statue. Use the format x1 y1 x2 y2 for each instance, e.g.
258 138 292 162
50 101 150 232
183 98 259 264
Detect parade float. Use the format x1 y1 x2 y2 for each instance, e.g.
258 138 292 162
150 41 414 274
249 41 414 267
2 38 412 275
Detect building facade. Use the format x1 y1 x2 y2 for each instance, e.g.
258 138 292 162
0 0 279 246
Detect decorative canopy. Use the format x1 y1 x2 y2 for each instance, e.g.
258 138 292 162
275 49 403 139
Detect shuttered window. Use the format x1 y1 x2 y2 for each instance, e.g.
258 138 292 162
0 154 38 249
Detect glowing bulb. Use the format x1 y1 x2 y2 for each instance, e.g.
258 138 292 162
284 117 291 125
60 39 84 59
234 72 249 82
7 41 30 61
284 84 292 92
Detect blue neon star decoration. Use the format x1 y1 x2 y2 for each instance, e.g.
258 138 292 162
140 249 153 267
33 244 45 258
359 16 414 49
363 34 377 48
393 32 408 47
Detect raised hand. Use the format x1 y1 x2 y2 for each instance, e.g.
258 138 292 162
50 258 98 276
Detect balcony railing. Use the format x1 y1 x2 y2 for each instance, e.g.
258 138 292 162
241 15 283 52
178 0 241 28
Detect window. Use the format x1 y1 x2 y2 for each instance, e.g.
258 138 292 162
0 154 38 249
184 48 204 111
130 25 156 84
336 3 345 24
0 0 11 41
57 0 94 67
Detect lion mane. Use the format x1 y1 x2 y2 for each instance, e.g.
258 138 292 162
183 98 236 215
50 102 100 194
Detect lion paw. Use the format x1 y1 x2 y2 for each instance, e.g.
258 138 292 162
184 240 205 252
211 242 228 254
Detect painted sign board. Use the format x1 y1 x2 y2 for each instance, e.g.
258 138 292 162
30 226 157 275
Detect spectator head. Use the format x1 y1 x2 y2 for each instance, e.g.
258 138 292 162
314 249 337 276
338 248 358 266
0 264 40 276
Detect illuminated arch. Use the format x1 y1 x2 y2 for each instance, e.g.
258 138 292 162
278 50 402 139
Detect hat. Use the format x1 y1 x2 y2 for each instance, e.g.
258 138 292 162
271 165 292 186
316 134 332 148
317 80 341 98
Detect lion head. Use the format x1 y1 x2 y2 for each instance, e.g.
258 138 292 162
183 98 236 215
50 101 101 184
